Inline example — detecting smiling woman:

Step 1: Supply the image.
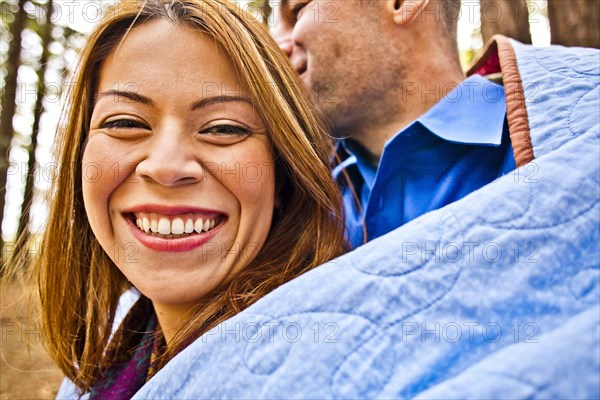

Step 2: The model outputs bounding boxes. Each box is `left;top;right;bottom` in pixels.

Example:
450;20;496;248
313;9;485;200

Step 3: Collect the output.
7;0;346;397
85;19;278;333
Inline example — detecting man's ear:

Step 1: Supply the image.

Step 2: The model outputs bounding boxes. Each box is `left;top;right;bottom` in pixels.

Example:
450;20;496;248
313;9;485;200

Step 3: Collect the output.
386;0;431;26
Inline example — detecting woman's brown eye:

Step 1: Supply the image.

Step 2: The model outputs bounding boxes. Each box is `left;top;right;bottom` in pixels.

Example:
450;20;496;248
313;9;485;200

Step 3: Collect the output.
101;119;148;129
201;125;250;137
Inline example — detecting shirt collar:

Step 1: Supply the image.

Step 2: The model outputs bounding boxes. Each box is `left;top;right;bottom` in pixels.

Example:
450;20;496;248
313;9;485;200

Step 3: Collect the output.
336;74;507;183
417;74;506;146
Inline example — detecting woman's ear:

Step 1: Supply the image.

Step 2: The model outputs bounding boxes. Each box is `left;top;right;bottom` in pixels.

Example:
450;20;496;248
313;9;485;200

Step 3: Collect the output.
386;0;431;26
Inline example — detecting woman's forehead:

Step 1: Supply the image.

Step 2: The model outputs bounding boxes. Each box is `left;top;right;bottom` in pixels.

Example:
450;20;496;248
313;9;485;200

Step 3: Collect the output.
97;19;249;101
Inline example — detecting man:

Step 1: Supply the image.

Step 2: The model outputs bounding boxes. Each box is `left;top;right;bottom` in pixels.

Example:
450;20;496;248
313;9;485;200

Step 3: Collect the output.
273;0;516;248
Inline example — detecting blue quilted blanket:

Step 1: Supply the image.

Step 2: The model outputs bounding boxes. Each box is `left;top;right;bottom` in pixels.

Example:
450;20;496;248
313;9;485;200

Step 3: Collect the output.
58;40;600;399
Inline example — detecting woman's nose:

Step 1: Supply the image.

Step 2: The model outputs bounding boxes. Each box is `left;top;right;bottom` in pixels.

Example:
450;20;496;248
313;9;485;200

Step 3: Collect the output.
135;129;203;186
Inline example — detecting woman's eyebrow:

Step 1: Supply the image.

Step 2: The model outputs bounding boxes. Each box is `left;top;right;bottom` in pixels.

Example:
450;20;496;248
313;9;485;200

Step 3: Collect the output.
95;91;252;110
97;90;155;106
190;95;253;111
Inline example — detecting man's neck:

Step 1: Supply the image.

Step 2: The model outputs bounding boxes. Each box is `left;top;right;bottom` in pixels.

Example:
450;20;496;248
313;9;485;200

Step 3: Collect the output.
347;70;465;164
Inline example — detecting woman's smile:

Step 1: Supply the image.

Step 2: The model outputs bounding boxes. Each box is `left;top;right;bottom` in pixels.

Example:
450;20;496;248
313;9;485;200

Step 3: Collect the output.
122;204;227;252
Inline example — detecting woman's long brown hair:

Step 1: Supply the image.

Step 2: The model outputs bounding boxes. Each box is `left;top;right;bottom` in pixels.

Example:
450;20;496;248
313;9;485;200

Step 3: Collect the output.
5;0;347;393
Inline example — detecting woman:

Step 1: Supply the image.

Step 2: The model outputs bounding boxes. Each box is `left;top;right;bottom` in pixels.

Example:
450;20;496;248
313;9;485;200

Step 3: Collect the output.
9;0;347;396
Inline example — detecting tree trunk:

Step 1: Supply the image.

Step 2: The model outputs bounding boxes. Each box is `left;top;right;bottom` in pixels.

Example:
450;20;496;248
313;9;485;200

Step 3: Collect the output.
547;0;600;48
0;0;27;262
14;0;54;257
480;0;532;44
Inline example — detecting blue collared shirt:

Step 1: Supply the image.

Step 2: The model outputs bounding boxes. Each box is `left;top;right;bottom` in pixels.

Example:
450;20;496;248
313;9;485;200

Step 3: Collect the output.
335;75;517;248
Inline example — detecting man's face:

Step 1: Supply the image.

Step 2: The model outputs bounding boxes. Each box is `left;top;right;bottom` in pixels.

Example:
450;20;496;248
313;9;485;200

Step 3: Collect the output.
273;0;399;137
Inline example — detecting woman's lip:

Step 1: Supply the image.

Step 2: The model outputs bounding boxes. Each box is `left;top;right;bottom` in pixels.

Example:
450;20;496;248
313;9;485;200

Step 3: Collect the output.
123;204;226;216
125;215;224;253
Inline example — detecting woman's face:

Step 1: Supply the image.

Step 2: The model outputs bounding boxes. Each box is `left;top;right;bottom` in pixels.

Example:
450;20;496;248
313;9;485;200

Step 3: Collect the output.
83;20;275;306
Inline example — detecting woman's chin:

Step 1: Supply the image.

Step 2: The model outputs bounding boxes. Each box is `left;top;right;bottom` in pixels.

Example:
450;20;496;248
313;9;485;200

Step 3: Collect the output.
141;284;215;307
120;260;226;304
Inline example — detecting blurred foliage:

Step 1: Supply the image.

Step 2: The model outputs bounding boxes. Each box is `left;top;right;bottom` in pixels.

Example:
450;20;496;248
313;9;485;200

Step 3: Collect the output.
247;0;272;25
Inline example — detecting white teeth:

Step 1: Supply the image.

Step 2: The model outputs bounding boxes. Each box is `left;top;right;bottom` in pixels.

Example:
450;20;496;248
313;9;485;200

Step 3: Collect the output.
133;213;220;237
158;218;171;234
194;218;204;233
171;218;184;235
184;218;194;233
